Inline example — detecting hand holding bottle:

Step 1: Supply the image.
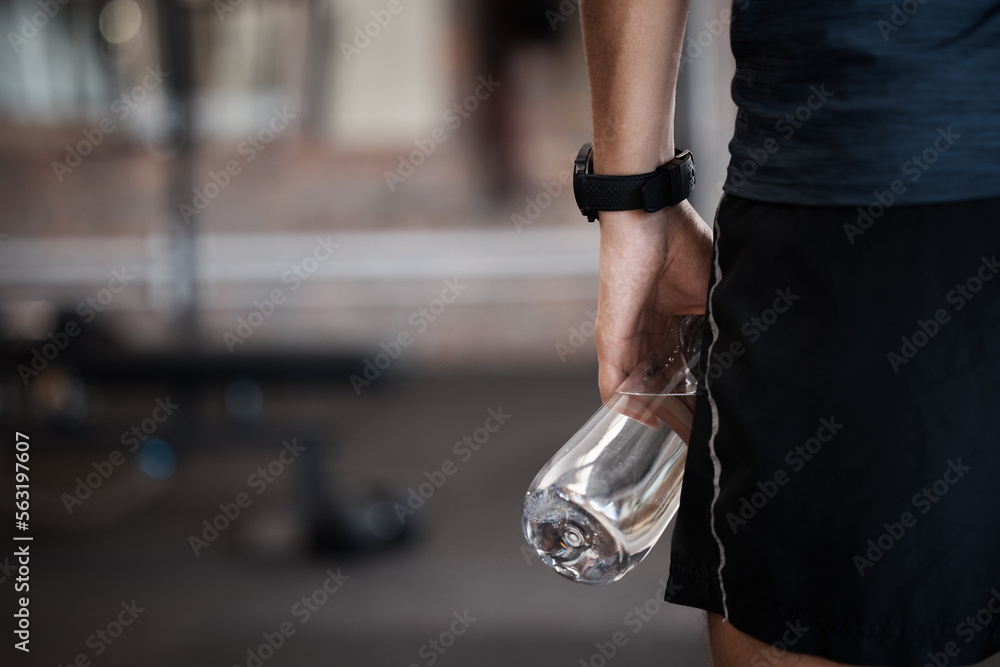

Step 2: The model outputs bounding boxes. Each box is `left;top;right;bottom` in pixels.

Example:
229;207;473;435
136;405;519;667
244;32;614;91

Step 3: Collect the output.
522;315;703;584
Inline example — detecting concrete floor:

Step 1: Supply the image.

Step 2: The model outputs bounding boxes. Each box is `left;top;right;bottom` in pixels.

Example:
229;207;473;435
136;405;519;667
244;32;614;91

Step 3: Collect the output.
13;367;1000;667
13;370;709;667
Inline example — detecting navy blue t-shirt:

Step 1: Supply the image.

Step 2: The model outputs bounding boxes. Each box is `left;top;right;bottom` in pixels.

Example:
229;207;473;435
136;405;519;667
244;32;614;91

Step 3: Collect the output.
723;0;1000;206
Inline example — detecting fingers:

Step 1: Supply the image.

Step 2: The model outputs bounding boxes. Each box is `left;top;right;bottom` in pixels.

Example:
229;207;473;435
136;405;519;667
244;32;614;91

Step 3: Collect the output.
611;393;695;438
594;206;706;402
595;248;653;403
611;391;662;428
596;311;637;402
598;361;625;403
596;297;645;402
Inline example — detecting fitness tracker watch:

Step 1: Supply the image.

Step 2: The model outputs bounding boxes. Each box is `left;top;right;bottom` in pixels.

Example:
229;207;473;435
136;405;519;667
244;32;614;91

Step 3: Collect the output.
572;143;695;222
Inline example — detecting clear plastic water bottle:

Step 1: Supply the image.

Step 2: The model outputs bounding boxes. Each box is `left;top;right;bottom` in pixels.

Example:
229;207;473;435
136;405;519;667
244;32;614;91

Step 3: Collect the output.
522;315;704;584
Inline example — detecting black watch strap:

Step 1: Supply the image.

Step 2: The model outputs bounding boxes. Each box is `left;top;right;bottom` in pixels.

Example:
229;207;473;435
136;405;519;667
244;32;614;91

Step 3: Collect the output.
573;144;695;221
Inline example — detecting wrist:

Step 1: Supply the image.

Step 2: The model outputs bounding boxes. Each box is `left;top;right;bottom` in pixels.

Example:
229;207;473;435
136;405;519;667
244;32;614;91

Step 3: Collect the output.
597;200;692;228
574;143;695;222
597;208;673;246
592;140;676;176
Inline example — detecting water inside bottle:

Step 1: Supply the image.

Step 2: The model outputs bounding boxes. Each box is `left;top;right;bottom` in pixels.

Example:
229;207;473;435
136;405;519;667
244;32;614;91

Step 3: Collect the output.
522;391;691;585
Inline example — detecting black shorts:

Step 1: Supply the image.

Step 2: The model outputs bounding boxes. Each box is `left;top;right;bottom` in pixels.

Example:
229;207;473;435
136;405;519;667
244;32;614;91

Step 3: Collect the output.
666;194;1000;666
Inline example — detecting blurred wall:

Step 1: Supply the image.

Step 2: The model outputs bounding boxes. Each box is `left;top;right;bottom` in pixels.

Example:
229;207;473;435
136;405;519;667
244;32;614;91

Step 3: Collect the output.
0;0;737;373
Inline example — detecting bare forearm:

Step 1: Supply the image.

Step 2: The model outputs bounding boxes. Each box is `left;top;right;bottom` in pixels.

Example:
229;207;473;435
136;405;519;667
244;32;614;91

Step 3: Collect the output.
579;0;690;175
582;0;709;402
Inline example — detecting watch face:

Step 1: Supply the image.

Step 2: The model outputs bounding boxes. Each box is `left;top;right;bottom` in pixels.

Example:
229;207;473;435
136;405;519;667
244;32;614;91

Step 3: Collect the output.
573;143;594;219
573;175;587;217
574;143;593;176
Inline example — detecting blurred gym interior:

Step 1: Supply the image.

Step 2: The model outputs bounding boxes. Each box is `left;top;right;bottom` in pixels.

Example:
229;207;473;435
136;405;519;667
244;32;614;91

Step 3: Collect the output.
0;0;744;664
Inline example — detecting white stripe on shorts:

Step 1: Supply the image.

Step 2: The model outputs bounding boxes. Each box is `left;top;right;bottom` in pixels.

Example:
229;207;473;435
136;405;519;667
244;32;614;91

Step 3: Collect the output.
705;200;730;619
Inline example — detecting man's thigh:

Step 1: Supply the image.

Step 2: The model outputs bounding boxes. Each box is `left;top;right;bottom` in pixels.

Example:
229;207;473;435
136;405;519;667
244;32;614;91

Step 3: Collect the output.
707;613;864;667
